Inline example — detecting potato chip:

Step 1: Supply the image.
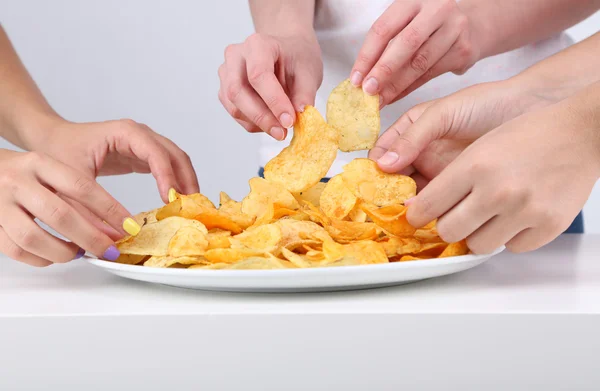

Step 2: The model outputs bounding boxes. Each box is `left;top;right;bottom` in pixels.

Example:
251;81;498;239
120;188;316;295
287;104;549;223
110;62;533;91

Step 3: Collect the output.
144;255;208;268
230;223;283;253
219;192;255;229
117;217;208;256
281;248;314;268
361;204;416;237
241;177;299;220
342;159;416;206
224;257;291;270
168;225;209;257
320;175;357;220
413;242;448;258
323;239;388;265
264;106;339;192
379;237;422;257
294;182;327;207
348;204;368;223
203;248;267;264
276;219;330;249
397;255;426;262
207;230;232;250
325;219;379;243
439;240;469;258
194;210;243;234
133;208;158;226
327;79;380;152
114;254;149;265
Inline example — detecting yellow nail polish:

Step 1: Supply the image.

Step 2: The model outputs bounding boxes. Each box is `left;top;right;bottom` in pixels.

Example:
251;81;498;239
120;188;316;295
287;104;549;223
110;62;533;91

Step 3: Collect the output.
168;188;178;203
123;217;141;236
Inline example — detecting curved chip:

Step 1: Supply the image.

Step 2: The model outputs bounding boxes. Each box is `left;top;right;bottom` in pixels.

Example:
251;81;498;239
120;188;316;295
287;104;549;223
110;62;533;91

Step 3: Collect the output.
264;106;339;192
168;225;209;257
320;175;357;220
342;159;416;206
361;204;416;237
241;177;299;220
327;79;380;152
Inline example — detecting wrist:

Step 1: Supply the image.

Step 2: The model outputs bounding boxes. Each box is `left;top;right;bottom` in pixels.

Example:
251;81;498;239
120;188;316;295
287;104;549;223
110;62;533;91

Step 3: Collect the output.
17;112;67;152
459;1;491;62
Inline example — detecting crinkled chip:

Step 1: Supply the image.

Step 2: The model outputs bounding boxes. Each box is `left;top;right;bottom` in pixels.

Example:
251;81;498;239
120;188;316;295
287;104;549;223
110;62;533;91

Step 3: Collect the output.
294;182;327;207
342;159;416;206
264;106;339;192
241;178;299;220
361;203;416;237
117;217;207;256
144;255;208;268
327;79;380;152
320;175;357;220
168;225;209;257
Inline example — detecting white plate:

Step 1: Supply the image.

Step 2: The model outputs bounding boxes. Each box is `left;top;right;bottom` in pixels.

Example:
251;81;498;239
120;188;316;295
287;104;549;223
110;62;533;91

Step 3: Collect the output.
86;247;503;293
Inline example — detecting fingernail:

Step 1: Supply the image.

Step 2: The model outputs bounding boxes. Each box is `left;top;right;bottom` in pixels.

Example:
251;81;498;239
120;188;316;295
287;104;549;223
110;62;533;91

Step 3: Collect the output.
378;151;399;166
270;127;285;141
74;247;85;260
103;245;120;261
168;188;178;203
123;217;141;236
350;71;363;86
363;78;379;95
404;197;415;206
280;113;293;128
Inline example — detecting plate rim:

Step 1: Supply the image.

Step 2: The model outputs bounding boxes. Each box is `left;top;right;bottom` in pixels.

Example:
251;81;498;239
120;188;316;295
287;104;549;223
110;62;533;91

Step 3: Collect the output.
85;246;504;277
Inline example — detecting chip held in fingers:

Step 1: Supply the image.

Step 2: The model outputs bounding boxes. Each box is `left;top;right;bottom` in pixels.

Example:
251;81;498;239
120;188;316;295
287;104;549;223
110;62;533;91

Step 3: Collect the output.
264;106;339;193
327;78;380;152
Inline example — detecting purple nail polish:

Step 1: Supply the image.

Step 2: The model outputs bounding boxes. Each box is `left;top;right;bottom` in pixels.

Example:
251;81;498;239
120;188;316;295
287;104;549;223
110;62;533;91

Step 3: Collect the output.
103;245;120;261
74;248;85;260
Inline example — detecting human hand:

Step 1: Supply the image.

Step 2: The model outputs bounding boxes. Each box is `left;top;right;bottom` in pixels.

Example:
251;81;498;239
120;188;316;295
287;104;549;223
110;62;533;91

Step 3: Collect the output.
351;0;480;107
37;119;199;204
0;149;139;266
372;85;600;254
218;32;322;140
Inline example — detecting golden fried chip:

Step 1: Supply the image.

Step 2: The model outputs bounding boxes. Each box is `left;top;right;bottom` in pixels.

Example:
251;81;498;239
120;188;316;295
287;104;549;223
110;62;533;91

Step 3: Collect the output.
320;175;357;220
241;177;299;220
219;192;255;229
327;79;380;151
397;255;426;262
276;219;330;249
225;257;291;270
207;230;232;250
348;204;368;223
280;248;314;268
325;219;379;243
203;248;268;264
133;208;158;226
323;239;388;265
379;237;422;257
144;255;208;268
342;159;416;206
117;217;208;256
439;240;469;258
413;242;448;258
264;106;339;192
194;210;243;234
361;204;416;237
294;181;327;207
230;223;283;253
114;254;149;265
168;225;209;257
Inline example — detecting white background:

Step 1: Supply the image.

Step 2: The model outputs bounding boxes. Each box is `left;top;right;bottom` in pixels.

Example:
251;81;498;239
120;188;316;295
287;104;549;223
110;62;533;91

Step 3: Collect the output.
0;1;599;231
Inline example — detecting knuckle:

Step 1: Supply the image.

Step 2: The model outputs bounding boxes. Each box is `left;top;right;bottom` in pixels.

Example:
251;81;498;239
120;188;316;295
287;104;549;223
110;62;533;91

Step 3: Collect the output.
376;62;395;78
17;228;38;249
73;176;97;198
436;222;458;244
119;118;138;128
356;53;372;66
466;237;494;255
88;233;106;254
226;83;243;102
49;205;71;226
410;52;429;74
245;32;266;46
5;242;25;261
0;170;19;191
456;14;469;31
401;27;423;50
224;44;239;60
247;66;269;85
105;201;122;218
371;19;391;38
252;111;269;127
23;151;45;168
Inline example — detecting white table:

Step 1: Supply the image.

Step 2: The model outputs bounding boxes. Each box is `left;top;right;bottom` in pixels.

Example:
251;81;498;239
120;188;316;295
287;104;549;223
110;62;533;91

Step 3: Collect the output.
1;234;599;390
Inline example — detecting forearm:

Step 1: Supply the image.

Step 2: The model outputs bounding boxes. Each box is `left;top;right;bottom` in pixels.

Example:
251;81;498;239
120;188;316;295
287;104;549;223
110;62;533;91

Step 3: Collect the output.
0;25;62;150
509;31;600;111
461;0;600;60
249;0;316;35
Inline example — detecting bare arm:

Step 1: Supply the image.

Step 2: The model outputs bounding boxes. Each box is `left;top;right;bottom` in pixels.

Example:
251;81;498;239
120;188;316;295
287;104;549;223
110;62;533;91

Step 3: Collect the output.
248;0;315;35
462;0;600;59
0;25;61;150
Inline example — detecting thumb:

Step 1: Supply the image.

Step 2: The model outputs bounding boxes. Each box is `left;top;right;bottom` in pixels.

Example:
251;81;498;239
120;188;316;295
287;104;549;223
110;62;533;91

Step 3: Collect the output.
376;99;454;173
289;68;319;113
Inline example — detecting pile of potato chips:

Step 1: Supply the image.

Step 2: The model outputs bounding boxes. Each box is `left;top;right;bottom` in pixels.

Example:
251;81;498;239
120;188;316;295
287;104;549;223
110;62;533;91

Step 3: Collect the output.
115;80;468;269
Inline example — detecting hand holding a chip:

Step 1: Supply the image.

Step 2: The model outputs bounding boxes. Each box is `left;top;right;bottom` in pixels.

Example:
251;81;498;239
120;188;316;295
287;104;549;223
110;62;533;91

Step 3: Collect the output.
218;29;322;140
371;80;600;254
350;0;479;106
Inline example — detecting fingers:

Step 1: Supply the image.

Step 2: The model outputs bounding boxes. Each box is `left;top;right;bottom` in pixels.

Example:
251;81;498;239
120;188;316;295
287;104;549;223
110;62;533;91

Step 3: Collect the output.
405;155;473;228
379;21;460;106
361;1;451;96
0;226;52;267
373;100;439;172
223;43;287;140
16;180;119;260
61;196;122;241
1;206;81;263
466;215;526;255
244;35;296;128
288;68;319;113
150;131;200;195
351;1;419;87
